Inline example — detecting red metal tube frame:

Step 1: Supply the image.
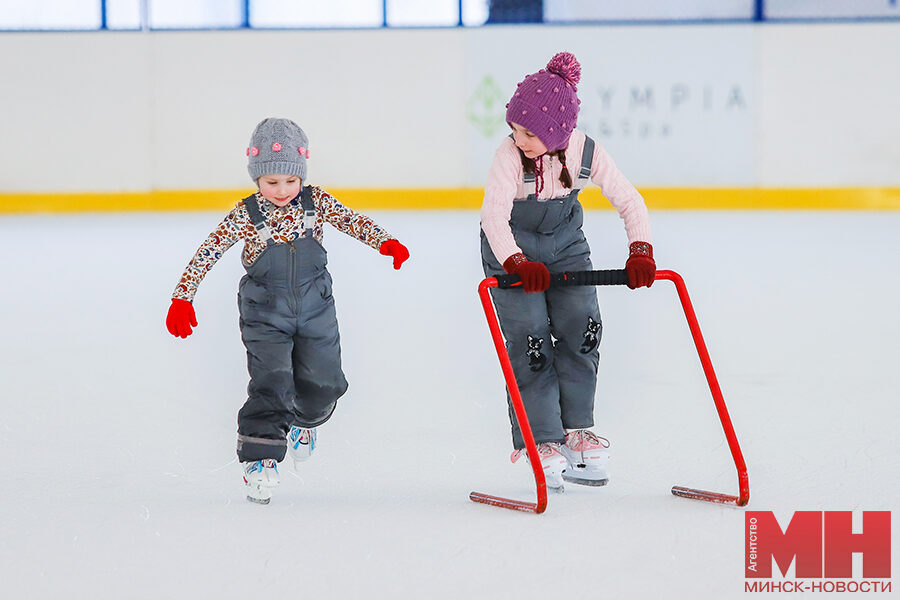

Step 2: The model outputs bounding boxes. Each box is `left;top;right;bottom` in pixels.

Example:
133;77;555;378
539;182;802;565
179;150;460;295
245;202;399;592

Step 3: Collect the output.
469;269;749;513
655;270;749;506
469;276;548;513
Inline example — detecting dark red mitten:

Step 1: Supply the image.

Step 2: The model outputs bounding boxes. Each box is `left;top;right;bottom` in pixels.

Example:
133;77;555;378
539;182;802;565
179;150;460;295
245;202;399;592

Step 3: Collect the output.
503;252;550;293
625;241;656;289
166;298;198;338
379;239;409;270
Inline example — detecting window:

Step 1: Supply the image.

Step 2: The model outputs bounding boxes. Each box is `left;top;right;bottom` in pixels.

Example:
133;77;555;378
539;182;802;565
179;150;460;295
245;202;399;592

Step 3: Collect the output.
386;0;488;27
0;0;100;30
0;0;895;30
251;0;382;29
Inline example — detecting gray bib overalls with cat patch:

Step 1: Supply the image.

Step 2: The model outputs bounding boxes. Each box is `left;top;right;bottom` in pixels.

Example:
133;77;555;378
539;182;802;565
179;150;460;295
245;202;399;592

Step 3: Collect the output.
236;187;348;462
481;137;602;449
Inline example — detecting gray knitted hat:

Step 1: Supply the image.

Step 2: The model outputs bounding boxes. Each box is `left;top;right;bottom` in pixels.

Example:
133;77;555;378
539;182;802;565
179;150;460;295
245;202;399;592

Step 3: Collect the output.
246;118;309;182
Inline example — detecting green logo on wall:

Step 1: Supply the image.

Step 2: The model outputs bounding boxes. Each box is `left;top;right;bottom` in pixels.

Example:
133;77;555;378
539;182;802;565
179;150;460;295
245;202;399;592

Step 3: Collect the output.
467;76;506;138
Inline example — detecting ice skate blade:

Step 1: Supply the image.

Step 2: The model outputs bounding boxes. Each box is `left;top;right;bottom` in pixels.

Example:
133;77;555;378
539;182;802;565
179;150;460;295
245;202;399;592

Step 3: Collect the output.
244;481;277;504
562;471;609;487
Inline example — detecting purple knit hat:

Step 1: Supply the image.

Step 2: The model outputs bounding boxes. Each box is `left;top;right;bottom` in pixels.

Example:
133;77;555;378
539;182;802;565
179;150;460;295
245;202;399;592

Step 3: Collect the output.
505;52;582;151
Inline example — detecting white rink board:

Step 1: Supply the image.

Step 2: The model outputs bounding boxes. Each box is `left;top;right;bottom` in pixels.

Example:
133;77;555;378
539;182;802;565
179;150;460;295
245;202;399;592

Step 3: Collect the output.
0;23;898;193
465;26;755;186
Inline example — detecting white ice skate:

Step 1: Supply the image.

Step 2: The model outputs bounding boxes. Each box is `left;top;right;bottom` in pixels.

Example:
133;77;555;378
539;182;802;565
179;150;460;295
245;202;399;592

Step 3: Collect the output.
243;459;280;504
560;429;610;486
287;426;316;469
511;442;568;493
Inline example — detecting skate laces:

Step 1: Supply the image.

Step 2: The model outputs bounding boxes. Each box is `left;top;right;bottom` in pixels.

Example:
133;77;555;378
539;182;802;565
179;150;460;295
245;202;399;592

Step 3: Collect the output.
510;442;563;464
566;430;609;460
538;442;563;457
247;459;277;474
290;427;315;451
290;428;305;447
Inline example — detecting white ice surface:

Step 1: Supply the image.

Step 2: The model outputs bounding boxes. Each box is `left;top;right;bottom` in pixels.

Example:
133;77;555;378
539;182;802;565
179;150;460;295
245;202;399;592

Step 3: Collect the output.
1;210;898;599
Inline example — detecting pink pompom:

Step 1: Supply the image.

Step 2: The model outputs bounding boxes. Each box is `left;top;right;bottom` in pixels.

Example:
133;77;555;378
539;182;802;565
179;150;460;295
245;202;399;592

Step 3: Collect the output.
272;142;282;151
250;147;259;156
546;52;581;86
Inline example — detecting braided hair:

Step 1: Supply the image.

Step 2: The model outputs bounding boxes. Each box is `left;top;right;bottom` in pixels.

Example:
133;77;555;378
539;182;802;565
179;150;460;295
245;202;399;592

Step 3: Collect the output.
517;149;573;190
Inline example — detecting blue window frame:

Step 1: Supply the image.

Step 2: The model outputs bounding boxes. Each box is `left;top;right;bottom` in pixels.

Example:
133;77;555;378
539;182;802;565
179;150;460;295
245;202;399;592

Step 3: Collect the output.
0;0;896;31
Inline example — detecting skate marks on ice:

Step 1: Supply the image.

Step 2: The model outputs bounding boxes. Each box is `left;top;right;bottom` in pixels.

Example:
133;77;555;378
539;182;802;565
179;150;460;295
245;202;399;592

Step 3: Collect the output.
0;211;898;599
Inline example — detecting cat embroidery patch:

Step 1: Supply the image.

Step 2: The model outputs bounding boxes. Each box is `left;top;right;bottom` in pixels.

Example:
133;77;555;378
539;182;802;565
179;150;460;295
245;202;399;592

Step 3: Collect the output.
580;317;602;354
526;335;548;372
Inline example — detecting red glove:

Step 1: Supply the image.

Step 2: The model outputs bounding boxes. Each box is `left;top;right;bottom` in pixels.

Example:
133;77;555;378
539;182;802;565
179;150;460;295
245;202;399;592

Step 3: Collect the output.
166;298;198;338
625;241;656;289
379;239;409;270
503;252;550;293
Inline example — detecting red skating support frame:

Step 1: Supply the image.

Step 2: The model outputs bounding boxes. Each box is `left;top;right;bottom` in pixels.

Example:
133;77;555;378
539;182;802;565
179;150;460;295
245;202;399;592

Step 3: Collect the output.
470;276;549;514
470;269;749;514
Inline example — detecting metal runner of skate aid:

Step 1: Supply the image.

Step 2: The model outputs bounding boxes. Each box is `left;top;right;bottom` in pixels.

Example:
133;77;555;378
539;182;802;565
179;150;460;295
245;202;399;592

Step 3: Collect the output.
470;269;750;514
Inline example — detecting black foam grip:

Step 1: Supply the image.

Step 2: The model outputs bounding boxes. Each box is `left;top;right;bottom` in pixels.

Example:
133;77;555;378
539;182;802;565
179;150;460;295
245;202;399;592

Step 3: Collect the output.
494;269;629;289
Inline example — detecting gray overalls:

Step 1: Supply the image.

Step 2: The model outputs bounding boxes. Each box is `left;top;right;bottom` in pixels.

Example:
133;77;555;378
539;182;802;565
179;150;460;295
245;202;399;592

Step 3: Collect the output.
480;137;602;449
235;187;348;462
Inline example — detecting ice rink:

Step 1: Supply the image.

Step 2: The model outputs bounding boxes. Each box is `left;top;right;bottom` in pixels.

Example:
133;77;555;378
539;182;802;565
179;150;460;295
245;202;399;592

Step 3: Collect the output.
1;208;898;599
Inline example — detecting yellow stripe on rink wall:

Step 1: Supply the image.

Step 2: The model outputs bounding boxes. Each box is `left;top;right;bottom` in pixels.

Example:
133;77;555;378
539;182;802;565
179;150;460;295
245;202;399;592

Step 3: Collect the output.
634;188;900;211
0;187;898;213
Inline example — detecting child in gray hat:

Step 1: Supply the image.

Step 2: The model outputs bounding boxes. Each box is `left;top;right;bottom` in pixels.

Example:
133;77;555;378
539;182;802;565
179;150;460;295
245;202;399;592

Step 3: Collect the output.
165;117;409;505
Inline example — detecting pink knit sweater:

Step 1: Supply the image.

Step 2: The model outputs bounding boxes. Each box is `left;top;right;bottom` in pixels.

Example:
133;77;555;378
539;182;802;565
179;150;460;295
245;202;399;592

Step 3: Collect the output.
480;129;652;265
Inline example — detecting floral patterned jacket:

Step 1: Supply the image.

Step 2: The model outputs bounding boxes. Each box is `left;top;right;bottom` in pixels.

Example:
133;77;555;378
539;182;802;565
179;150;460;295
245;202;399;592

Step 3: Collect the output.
172;187;393;302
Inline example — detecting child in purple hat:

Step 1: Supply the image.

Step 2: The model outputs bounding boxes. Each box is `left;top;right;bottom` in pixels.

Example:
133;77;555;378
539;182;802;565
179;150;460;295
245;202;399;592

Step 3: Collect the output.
480;52;656;491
